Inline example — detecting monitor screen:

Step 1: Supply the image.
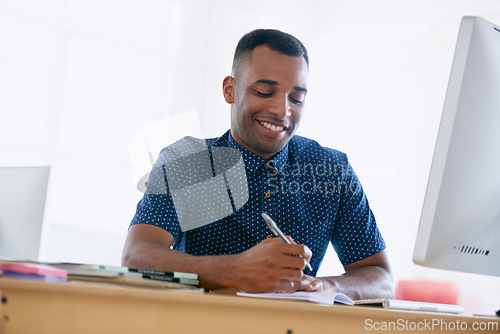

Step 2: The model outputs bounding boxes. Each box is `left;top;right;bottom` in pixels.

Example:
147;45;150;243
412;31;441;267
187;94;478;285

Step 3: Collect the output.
413;16;500;277
0;166;50;261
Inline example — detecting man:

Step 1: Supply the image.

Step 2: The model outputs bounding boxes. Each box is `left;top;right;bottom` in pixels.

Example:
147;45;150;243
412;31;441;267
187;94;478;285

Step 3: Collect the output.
122;29;393;299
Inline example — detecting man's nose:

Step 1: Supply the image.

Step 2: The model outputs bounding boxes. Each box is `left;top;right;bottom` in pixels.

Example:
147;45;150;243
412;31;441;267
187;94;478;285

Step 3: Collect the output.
270;95;291;119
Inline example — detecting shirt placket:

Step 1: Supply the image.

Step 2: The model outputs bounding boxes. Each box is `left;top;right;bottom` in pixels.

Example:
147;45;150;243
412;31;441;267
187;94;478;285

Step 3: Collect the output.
262;161;282;231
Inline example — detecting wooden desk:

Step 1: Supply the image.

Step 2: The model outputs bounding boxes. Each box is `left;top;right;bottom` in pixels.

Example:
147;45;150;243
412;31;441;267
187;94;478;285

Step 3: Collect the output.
0;277;498;334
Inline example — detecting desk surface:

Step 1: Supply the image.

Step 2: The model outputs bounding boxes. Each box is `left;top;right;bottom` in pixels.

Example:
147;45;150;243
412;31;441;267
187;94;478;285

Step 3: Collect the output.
0;277;499;334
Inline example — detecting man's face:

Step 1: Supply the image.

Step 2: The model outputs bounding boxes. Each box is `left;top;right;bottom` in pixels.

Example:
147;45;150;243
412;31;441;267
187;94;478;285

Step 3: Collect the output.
223;45;309;160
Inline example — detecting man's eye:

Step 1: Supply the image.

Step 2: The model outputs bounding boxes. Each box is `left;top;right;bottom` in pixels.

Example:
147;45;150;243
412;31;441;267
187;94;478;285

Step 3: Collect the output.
254;90;273;97
290;97;303;105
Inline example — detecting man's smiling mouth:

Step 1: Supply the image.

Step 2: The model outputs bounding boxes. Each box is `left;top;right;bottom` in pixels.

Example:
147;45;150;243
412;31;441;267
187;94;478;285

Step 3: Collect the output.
258;120;286;132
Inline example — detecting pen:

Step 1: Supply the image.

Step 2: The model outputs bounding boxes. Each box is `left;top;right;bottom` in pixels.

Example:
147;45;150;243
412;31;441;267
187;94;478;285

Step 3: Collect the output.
261;212;313;271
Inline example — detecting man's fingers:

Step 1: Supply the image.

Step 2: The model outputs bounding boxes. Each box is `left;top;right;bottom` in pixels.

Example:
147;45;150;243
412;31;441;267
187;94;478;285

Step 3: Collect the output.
276;253;309;270
279;243;312;270
305;278;323;292
276;279;302;293
236;239;312;293
277;267;303;280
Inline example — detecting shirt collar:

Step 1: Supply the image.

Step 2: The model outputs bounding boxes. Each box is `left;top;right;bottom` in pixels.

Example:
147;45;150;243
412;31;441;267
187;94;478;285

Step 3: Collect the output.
271;144;289;174
219;130;289;174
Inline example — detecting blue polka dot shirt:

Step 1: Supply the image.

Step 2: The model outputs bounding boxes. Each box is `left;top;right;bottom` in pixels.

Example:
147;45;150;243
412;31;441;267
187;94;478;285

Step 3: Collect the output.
130;130;386;276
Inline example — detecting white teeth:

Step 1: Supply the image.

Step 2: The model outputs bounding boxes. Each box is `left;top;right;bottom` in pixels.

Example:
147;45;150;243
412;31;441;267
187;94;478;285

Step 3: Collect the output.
260;121;284;132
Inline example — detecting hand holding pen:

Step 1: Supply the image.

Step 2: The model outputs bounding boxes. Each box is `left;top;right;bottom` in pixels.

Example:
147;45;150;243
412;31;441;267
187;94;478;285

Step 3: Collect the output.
262;212;313;271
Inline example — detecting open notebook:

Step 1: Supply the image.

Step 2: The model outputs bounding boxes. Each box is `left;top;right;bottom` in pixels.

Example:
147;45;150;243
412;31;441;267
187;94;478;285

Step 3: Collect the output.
237;291;464;314
355;299;463;314
236;291;354;305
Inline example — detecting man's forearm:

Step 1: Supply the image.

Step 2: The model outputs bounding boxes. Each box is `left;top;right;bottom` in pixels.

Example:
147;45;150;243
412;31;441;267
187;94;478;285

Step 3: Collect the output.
122;236;312;293
122;241;237;290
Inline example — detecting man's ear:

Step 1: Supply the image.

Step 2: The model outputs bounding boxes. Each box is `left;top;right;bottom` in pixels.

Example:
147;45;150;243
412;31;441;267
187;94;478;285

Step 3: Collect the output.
222;76;235;104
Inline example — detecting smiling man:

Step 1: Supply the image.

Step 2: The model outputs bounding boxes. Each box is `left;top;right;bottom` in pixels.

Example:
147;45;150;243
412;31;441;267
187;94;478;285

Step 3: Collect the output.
122;29;393;299
225;44;308;160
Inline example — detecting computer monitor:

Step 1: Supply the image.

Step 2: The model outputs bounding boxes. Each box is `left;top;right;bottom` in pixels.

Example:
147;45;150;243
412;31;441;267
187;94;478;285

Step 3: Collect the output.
413;16;500;277
0;166;51;261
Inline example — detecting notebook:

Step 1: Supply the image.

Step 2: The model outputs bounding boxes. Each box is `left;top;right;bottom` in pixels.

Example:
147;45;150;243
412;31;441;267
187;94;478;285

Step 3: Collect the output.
354;299;463;314
236;291;354;305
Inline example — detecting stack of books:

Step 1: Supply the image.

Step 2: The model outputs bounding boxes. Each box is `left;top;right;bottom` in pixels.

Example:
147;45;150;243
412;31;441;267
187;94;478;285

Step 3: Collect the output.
0;262;67;282
47;262;201;291
0;261;201;292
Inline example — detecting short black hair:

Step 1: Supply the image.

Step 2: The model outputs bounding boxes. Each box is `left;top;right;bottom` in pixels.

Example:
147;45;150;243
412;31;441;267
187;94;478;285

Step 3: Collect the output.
231;29;309;77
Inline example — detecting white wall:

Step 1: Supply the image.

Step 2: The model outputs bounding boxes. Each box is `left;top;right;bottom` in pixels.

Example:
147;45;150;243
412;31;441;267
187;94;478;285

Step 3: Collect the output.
1;0;499;315
0;0;184;265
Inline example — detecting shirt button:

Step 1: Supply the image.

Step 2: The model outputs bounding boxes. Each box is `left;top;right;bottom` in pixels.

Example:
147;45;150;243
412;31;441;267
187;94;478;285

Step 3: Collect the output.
264;192;271;198
265;162;270;168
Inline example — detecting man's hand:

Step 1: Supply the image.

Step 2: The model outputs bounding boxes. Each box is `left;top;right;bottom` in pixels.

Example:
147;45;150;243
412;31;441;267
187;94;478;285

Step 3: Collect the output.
225;237;312;293
300;275;324;292
122;224;313;293
298;250;393;300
